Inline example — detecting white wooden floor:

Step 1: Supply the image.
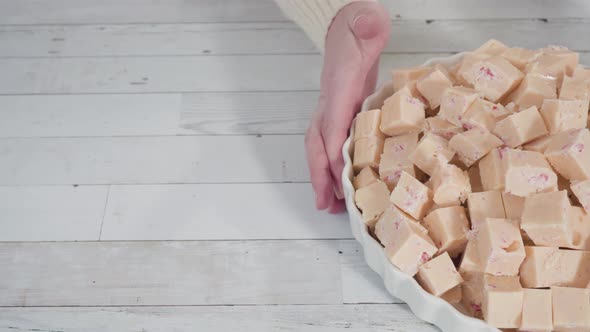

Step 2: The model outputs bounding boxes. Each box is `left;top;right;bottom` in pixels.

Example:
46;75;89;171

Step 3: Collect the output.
0;1;588;331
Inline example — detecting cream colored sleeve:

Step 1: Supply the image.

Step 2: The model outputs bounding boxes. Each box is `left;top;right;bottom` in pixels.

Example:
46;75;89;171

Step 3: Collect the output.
273;0;357;52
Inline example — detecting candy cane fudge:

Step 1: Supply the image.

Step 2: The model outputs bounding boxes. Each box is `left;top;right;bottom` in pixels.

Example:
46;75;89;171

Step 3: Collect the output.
416;252;464;296
390;171;433;220
493;106;548;148
349;40;590;329
354;181;390;228
380;86;426;136
379;133;419;189
423;206;470;258
409;132;456;176
545;128;590;180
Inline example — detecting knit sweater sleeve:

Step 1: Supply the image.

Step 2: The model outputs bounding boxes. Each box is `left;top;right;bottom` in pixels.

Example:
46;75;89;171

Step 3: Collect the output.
273;0;358;52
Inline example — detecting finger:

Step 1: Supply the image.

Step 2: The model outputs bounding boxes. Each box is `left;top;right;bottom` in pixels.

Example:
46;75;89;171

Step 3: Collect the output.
305;113;336;210
328;199;346;214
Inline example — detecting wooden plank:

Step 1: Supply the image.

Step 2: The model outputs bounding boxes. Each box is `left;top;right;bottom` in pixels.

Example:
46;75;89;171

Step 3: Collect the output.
0;185;107;241
0;136;309;185
0;22;316;57
339;241;396;304
0;240;348;306
0;0;284;25
0;0;587;24
3;53;590;95
101;183;351;240
0;92;317;137
2;20;590;57
0;53;446;94
0;305;438;332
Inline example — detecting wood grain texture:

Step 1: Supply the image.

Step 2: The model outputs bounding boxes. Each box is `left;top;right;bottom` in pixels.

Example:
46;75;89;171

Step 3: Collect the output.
0;185;107;241
0;92;317;137
1;0;587;24
0;240;400;306
0;136;309;185
100;183;351;240
0;53;448;94
0;305;438;332
1;20;589;57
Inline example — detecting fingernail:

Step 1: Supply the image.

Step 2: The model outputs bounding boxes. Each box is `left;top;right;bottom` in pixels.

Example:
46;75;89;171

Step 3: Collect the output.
352;11;379;40
334;184;344;200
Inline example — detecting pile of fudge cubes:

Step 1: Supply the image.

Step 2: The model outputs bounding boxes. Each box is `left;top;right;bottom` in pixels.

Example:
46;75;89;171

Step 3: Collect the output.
353;39;590;331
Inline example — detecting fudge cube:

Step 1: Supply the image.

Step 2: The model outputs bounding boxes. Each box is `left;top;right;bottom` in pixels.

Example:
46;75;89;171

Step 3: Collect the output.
520;246;590;288
507;73;557;109
505;101;520;114
379;157;415;190
521;191;572;247
545;128;590;180
456;52;492;86
438;86;480;126
423;116;464;140
353;136;384;173
552;287;590;332
382;133;418;157
461;271;485;318
354;181;390;228
440;285;462;304
500;47;536;70
467;191;506;229
463;56;524;102
501;148;558;197
501;192;525;220
462;98;511;132
423;206;470;257
374;203;419;247
467;164;483;192
571;179;590;213
416;65;454;109
522;134;554;153
380;87;426;136
449;128;503;167
559;74;590;100
526;53;569;83
482;275;524;328
540;45;579;75
353;167;379;190
493;106;548;148
392;66;432;92
430;163;471;207
477;218;526;276
416;252;464;296
409;133;455;176
566;206;590;250
354;109;383;141
383;216;438;276
574;66;590;81
390;171;433;220
540;98;589;134
474;39;509;56
459;240;484;274
379;135;418;189
479;148;506;191
520;288;553;332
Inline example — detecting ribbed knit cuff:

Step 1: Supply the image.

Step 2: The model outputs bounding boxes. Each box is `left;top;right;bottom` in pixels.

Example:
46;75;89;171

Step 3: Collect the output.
274;0;359;53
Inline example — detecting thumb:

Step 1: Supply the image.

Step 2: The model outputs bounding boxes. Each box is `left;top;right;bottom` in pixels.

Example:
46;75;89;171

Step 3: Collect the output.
320;1;390;199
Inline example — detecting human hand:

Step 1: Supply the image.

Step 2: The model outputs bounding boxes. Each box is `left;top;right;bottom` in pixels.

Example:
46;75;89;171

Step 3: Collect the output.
305;1;391;213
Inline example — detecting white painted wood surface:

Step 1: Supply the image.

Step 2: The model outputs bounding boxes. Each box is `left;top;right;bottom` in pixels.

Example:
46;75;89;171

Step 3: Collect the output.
1;20;589;57
1;0;588;330
0;240;395;306
0;305;438;332
1;0;587;24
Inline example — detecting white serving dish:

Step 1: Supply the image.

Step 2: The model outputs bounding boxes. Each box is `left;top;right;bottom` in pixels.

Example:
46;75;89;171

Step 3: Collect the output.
341;52;500;332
